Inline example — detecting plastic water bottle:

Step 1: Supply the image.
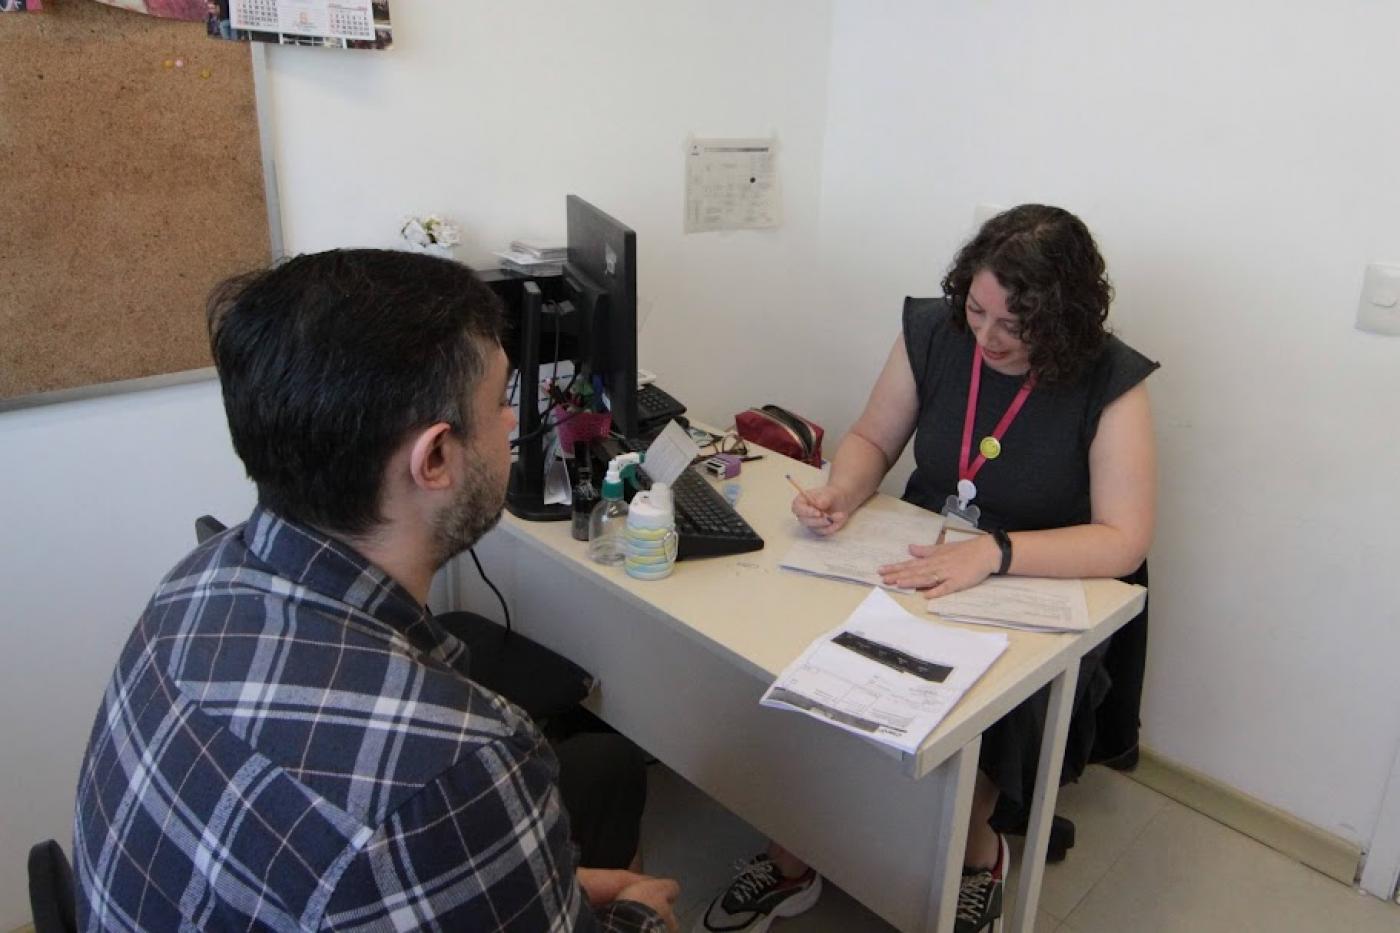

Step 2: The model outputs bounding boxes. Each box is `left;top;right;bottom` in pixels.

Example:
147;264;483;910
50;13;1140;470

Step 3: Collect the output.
624;482;679;581
587;461;629;565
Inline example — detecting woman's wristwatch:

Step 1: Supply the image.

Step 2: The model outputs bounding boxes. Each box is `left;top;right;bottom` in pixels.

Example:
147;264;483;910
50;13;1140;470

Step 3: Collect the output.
990;528;1013;575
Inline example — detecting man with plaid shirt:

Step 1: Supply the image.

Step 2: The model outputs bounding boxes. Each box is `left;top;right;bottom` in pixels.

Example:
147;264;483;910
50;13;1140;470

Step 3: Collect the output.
73;250;679;931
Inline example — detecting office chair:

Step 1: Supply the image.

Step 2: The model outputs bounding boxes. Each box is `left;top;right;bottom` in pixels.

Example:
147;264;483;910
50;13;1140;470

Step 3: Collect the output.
194;513;226;545
193;516;593;724
27;839;76;933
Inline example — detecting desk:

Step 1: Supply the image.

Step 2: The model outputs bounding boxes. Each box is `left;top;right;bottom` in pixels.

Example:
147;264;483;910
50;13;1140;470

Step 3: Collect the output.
465;445;1146;932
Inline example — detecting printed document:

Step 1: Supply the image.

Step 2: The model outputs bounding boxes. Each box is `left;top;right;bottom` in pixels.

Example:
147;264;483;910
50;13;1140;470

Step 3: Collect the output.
685;137;781;233
762;588;1007;753
929;576;1091;633
779;504;945;592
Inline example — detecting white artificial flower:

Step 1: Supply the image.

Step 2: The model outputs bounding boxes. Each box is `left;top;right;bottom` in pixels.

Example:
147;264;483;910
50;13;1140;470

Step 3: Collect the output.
400;217;430;248
433;221;462;247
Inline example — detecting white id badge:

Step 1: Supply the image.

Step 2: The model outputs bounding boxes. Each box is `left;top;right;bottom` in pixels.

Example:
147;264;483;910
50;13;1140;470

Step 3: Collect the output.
941;494;981;530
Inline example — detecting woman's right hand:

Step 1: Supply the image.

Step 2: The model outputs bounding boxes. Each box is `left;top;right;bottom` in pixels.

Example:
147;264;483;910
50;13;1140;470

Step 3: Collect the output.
791;485;853;535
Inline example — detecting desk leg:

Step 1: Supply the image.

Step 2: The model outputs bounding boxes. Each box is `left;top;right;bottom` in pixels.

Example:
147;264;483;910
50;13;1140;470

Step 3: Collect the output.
925;737;980;933
1006;657;1079;933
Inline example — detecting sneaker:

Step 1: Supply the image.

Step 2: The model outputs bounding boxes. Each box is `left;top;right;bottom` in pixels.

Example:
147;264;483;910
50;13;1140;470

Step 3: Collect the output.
955;833;1009;933
695;854;822;933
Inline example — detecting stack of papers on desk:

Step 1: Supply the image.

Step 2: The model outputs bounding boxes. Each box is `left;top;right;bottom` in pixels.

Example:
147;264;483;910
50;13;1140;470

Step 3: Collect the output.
779;507;945;592
929;576;1091;633
495;248;565;277
761;588;1007;754
509;238;567;261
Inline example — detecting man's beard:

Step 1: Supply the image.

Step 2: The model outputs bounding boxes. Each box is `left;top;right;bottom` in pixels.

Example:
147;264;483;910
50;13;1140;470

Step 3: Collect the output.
431;455;506;566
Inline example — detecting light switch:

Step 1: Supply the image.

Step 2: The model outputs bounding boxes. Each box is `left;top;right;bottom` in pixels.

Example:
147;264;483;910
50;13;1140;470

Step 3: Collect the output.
1356;263;1400;336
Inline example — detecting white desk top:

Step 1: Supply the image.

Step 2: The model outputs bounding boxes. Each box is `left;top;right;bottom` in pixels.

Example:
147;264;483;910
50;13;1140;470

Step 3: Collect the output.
499;442;1145;779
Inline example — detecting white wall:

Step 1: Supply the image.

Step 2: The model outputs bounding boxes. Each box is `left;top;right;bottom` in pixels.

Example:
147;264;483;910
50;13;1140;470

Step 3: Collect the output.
0;380;257;926
813;1;1400;848
0;3;833;926
263;0;834;427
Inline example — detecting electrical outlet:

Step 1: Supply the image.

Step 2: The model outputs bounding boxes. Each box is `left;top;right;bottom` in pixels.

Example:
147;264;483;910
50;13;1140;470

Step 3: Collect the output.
1356;263;1400;336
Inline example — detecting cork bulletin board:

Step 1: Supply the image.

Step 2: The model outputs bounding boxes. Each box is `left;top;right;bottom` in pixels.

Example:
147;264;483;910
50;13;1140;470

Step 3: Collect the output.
0;0;272;404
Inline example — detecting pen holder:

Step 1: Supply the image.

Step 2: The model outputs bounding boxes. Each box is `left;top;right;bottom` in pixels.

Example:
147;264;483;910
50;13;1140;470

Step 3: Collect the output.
554;408;611;451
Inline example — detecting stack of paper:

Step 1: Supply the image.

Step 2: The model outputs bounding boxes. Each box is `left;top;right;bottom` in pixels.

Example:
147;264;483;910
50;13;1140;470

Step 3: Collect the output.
929;576;1091;633
761;588;1007;754
495;248;564;277
509;238;567;261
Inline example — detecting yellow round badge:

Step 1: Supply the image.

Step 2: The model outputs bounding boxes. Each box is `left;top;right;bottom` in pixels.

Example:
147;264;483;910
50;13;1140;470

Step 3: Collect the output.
979;436;1002;460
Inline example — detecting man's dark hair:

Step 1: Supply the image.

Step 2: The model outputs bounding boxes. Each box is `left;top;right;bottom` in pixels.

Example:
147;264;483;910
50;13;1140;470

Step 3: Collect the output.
207;249;505;535
942;204;1113;385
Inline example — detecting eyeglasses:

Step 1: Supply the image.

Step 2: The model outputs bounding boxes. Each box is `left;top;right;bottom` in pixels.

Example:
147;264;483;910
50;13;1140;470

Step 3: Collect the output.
693;431;749;461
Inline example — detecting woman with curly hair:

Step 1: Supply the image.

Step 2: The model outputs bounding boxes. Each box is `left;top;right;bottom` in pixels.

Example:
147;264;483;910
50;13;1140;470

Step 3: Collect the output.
696;205;1158;933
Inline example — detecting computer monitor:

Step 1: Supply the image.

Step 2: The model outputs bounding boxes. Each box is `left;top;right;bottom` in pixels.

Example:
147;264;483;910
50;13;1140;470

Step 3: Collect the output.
503;196;639;522
563;195;639;441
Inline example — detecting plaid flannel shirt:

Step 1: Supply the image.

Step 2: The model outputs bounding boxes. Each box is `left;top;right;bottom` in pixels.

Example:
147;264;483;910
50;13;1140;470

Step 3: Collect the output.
73;506;662;932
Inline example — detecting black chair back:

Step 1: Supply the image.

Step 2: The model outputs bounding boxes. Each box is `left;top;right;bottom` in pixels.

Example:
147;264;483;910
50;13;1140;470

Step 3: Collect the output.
28;839;77;933
195;514;228;544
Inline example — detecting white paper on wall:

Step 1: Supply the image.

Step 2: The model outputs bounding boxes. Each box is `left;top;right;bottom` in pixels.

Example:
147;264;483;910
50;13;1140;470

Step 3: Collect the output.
228;0;390;48
685;137;781;233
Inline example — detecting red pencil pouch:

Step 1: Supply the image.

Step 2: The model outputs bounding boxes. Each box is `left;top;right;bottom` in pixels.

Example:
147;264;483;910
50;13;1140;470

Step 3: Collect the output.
734;405;824;467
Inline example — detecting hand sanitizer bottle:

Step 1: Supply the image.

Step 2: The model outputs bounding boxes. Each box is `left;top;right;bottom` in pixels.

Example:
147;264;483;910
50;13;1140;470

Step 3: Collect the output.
587;456;634;565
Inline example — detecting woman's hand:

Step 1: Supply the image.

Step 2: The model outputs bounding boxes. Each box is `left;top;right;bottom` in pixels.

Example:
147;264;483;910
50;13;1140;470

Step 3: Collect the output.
879;534;1001;597
790;484;853;535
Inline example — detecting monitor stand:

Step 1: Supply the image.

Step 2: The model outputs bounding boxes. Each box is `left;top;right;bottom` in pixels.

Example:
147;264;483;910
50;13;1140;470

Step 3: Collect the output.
506;280;570;521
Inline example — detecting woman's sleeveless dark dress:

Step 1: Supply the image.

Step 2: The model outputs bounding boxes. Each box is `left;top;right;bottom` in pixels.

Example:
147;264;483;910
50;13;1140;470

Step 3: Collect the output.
902;297;1158;805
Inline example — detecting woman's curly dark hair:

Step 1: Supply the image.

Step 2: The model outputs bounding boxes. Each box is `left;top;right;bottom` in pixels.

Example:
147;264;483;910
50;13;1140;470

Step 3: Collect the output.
942;204;1113;385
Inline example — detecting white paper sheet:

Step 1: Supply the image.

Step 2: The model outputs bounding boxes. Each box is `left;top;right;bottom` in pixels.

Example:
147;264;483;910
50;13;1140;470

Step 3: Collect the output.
761;589;1007;753
779;507;945;592
685;137;781;233
929;576;1091;633
642;420;701;486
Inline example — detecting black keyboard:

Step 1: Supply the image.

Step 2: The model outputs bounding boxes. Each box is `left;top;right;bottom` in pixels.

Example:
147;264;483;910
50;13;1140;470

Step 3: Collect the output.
636;383;687;427
638;466;764;560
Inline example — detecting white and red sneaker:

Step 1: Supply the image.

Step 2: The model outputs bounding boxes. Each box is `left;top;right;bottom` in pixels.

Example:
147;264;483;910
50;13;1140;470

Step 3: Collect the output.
956;833;1010;933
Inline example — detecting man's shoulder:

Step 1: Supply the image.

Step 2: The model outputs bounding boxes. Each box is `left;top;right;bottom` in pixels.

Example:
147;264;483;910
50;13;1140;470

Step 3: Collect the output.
78;571;543;932
139;518;535;827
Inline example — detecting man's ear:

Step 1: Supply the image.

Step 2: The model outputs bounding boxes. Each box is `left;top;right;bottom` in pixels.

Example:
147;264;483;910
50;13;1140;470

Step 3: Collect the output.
406;423;456;492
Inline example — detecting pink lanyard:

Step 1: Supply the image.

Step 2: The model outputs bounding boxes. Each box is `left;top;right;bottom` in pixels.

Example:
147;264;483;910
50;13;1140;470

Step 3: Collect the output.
959;346;1036;483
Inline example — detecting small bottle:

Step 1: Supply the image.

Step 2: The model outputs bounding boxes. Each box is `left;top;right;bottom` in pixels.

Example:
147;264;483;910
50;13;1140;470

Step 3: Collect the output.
587;461;630;565
570;443;598;542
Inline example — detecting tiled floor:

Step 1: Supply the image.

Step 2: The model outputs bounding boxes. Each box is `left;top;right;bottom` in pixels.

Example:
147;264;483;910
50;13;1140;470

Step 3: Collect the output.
639;762;1400;932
